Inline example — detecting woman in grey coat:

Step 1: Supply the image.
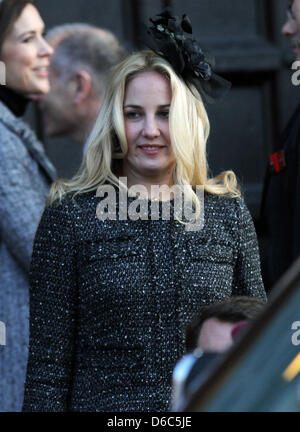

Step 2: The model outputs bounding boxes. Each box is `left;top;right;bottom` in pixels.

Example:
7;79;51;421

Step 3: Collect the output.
0;0;56;411
23;13;266;411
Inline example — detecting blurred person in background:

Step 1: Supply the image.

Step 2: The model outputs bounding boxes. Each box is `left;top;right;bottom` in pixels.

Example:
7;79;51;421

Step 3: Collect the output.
39;23;126;151
185;295;266;353
261;0;300;290
172;296;266;411
0;0;56;412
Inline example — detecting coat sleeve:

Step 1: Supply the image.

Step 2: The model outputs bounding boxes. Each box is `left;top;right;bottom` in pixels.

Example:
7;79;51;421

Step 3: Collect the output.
22;200;78;412
232;197;267;301
292;135;300;263
0;130;49;272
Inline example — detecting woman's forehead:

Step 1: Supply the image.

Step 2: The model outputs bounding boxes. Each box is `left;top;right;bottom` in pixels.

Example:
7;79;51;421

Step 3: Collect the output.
9;4;44;39
124;71;171;102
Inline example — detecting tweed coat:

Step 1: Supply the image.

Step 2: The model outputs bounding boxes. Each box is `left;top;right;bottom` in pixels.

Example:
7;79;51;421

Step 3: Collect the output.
23;190;266;412
0;100;56;412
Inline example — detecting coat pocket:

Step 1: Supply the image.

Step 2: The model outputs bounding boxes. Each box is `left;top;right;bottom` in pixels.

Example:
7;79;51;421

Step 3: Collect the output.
81;234;141;263
187;237;234;265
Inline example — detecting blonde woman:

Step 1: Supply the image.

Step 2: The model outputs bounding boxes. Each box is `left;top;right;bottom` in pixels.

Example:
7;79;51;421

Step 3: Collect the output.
23;12;266;412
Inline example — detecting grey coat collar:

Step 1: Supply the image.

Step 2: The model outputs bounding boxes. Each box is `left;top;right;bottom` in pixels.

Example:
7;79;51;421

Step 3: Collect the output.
0;100;56;182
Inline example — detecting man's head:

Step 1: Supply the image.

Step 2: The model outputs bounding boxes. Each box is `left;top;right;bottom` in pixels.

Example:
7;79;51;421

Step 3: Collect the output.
39;23;125;144
282;0;300;61
185;296;266;353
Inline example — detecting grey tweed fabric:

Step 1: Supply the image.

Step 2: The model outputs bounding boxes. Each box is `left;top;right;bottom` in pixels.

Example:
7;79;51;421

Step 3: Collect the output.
0;100;56;412
23;190;266;412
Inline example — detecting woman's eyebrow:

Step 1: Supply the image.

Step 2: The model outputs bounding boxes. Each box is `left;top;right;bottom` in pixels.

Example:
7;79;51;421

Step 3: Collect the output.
123;104;142;108
18;26;45;39
124;104;170;108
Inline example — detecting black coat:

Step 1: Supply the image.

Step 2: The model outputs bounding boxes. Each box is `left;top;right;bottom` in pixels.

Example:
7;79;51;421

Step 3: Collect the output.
261;104;300;289
23;191;266;412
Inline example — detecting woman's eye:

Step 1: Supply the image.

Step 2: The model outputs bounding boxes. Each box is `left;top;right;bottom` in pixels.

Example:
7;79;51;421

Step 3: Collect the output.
158;111;169;119
22;36;34;43
125;111;140;119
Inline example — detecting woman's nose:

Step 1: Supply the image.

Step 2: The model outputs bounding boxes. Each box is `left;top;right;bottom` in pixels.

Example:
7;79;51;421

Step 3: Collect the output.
142;116;160;138
38;37;54;57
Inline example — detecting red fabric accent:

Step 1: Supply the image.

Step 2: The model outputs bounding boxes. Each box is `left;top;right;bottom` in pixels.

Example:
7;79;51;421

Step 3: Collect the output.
269;150;286;173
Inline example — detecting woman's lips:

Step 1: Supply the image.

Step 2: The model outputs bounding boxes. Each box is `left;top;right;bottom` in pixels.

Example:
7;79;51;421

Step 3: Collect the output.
139;145;165;155
33;67;49;78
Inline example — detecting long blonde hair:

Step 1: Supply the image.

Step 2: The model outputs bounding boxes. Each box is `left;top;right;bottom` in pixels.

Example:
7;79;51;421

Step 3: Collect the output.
48;50;240;209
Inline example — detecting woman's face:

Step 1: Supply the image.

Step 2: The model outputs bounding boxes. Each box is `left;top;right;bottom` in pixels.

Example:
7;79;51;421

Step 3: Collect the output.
0;3;53;94
123;70;175;184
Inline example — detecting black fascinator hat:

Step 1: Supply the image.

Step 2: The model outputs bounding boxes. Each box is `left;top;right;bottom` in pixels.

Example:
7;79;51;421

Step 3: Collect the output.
142;8;231;104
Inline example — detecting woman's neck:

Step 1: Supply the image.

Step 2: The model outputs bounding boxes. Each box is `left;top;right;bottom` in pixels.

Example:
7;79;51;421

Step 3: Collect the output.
0;86;29;117
122;165;175;201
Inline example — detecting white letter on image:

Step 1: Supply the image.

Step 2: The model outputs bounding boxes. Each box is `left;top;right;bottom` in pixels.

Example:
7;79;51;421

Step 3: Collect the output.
184;185;204;232
291;61;300;86
128;184;148;221
96;185;117;221
291;321;300;346
118;177;128;220
0;321;6;346
0;62;6;85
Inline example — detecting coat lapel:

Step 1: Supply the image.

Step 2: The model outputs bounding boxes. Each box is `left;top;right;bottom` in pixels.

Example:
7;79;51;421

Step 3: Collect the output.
0;101;56;182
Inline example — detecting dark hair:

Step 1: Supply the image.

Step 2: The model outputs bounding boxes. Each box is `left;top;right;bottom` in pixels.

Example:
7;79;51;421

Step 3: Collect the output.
0;0;36;53
185;296;266;352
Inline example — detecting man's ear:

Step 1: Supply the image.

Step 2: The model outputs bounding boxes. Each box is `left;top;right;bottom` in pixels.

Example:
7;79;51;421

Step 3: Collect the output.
74;70;92;105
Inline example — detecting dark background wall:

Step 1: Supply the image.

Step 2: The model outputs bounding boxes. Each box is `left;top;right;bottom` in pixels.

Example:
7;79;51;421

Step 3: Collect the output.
28;0;299;221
